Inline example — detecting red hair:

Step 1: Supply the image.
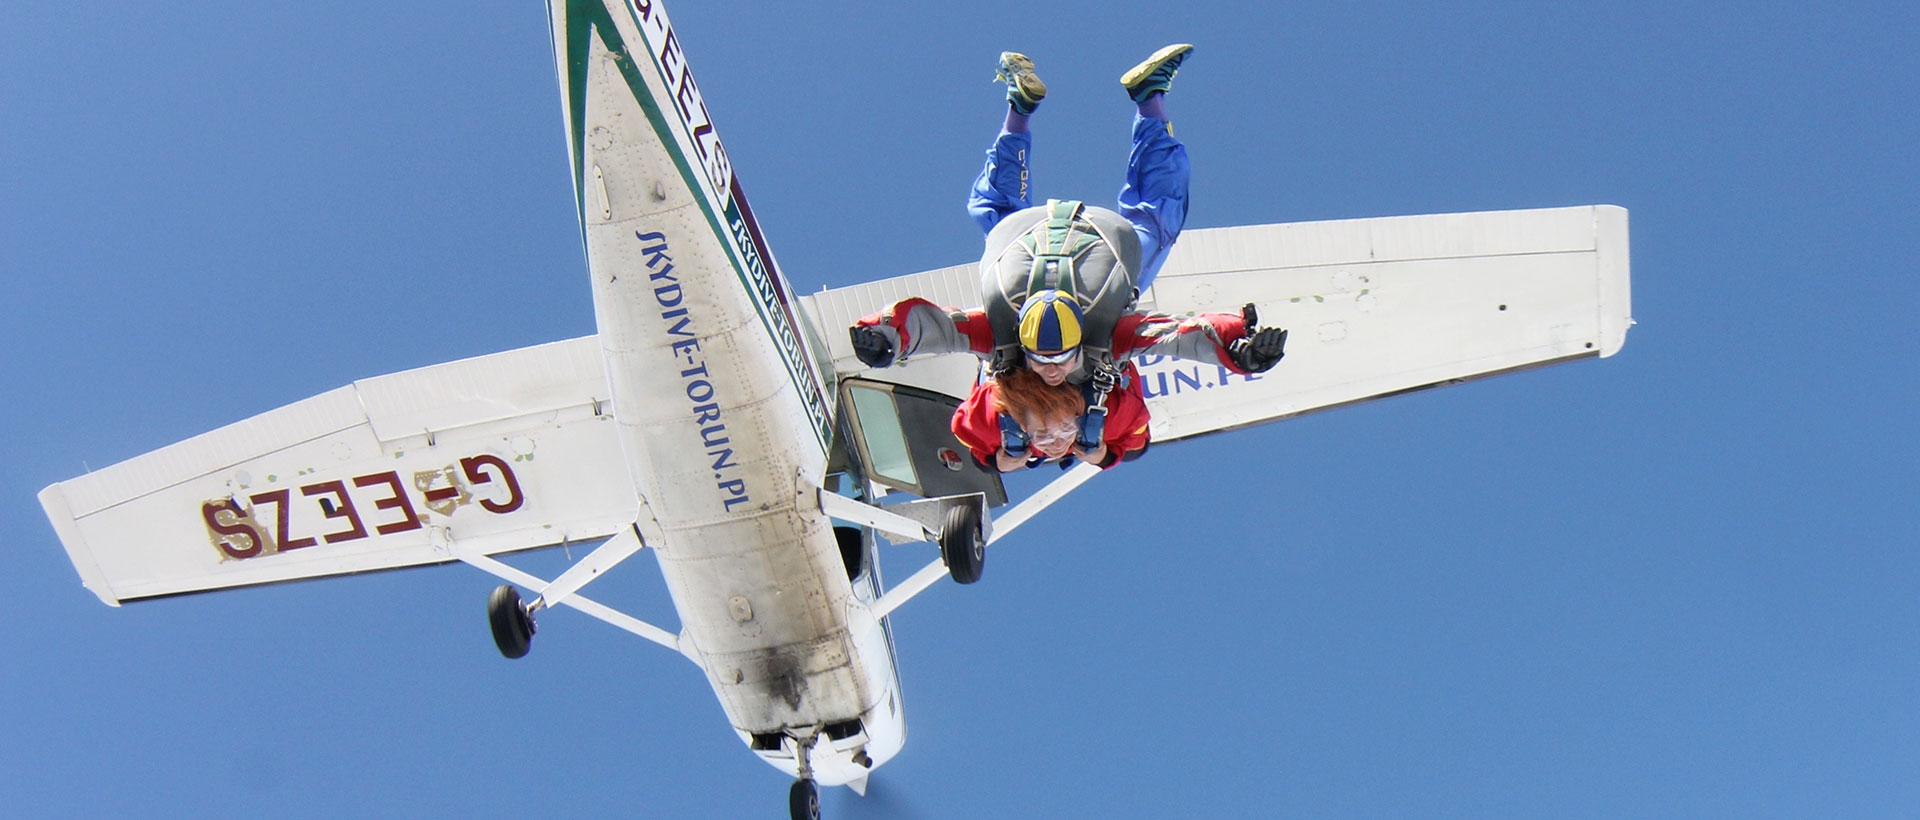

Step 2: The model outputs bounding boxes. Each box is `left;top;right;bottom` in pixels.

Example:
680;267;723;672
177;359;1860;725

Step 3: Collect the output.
991;368;1084;455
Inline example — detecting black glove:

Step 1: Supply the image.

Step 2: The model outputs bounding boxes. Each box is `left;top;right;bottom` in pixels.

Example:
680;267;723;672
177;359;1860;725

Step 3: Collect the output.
849;325;895;368
1088;360;1119;397
1230;327;1289;373
988;348;1021;380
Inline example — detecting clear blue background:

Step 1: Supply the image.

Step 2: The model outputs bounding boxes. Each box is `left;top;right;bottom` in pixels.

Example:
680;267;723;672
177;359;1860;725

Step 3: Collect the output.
5;2;1915;817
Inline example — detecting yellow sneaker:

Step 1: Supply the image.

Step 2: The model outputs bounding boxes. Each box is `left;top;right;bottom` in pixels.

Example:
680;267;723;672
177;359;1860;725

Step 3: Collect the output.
1121;44;1193;103
995;51;1048;115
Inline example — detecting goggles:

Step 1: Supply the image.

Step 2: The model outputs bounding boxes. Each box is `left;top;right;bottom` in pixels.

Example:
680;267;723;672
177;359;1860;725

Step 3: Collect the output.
1029;422;1081;447
1024;347;1080;366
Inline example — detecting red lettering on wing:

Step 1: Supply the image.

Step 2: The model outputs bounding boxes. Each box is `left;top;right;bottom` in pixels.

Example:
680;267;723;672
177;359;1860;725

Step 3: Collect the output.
302;480;368;544
202;500;266;559
461;455;525;514
422;483;460;505
247;489;316;551
207;451;527;560
355;471;424;536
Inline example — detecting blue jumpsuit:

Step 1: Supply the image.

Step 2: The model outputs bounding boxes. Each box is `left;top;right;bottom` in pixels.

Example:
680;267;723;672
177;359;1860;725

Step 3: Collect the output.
966;115;1191;292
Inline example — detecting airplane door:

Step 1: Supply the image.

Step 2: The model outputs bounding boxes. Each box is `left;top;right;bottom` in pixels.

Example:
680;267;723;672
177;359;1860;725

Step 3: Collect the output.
838;378;1008;507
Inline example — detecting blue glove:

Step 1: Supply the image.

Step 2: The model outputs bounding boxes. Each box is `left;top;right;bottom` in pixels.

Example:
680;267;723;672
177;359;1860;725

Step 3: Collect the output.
998;413;1030;458
1076;410;1106;450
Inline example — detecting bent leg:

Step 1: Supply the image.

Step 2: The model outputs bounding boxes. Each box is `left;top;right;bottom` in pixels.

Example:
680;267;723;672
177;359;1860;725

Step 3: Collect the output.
968;129;1034;236
1117;114;1189;291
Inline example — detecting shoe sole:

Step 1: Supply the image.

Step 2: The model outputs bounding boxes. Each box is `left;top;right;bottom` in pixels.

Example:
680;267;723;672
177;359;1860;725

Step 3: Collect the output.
1121;43;1193;88
998;52;1048;101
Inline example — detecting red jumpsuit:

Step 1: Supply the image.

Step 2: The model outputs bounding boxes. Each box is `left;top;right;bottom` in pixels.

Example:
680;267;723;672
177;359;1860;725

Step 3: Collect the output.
949;363;1153;471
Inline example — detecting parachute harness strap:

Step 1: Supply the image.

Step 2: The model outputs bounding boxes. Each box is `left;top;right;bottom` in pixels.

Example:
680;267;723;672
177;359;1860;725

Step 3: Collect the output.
1078;356;1124;449
1020;199;1098;301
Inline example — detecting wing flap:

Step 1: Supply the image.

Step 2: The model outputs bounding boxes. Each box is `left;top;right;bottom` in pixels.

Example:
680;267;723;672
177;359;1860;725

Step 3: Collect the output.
798;262;983;398
42;337;637;605
356;333;610;442
60;387;366;521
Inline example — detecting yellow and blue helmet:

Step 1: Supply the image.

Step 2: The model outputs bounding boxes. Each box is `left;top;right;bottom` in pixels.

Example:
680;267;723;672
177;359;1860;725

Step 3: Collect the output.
1017;290;1084;364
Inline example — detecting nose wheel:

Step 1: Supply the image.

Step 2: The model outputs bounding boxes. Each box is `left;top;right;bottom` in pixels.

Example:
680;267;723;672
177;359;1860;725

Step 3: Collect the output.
787;732;823;820
788;778;820;820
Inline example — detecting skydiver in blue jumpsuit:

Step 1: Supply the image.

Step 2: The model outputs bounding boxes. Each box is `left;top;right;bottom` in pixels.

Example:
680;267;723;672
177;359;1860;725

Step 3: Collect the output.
969;44;1193;294
849;44;1288;384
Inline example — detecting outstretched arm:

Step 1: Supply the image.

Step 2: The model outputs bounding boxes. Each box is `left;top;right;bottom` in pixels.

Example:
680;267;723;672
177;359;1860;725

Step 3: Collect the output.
1111;306;1287;375
850;298;996;367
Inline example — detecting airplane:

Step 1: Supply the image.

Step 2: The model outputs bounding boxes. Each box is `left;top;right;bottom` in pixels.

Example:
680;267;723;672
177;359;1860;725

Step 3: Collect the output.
34;2;1631;819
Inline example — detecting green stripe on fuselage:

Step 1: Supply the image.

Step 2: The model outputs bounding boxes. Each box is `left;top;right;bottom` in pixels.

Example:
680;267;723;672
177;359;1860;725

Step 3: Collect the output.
559;0;831;452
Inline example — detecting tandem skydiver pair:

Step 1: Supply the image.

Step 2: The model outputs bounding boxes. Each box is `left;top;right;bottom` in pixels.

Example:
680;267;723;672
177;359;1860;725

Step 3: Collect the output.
850;45;1291;472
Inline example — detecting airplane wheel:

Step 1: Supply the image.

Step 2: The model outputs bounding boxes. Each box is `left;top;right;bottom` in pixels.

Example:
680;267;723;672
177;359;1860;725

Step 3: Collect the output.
487;585;535;659
939;504;984;585
789;778;820;820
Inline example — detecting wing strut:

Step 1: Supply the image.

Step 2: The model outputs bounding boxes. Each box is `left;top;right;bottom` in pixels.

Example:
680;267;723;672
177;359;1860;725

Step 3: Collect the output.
870;461;1100;619
818;491;937;545
535;525;645;610
454;539;682;653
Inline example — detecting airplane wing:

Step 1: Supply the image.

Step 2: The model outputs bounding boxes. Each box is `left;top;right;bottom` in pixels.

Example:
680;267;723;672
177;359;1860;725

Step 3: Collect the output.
800;260;987;399
799;205;1631;443
800;205;1630;617
39;337;637;606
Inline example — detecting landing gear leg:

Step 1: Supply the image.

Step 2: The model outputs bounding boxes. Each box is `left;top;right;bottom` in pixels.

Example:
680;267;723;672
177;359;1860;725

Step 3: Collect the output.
788;733;821;820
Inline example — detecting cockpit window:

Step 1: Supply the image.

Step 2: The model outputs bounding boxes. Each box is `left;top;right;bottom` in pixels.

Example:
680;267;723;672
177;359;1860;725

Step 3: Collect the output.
837;377;1007;506
847;384;918;487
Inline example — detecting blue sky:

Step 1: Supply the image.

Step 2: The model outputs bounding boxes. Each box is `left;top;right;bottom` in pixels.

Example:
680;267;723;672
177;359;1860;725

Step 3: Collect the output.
5;1;1916;818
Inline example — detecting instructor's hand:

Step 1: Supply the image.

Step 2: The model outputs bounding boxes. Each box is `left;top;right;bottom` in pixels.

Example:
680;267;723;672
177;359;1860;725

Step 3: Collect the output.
1230;327;1288;373
849;325;896;368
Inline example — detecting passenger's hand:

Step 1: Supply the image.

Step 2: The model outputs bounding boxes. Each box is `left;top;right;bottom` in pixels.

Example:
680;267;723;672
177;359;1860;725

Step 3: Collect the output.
995;448;1031;472
998;413;1030;458
1071;441;1109;466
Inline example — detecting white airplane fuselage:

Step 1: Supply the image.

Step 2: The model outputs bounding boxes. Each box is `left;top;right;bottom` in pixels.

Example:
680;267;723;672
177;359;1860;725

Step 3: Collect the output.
551;0;902;786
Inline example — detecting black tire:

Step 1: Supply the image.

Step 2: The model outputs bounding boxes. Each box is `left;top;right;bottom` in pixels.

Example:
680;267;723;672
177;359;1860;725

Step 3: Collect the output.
789;778;820;820
487;584;534;659
939;504;984;585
